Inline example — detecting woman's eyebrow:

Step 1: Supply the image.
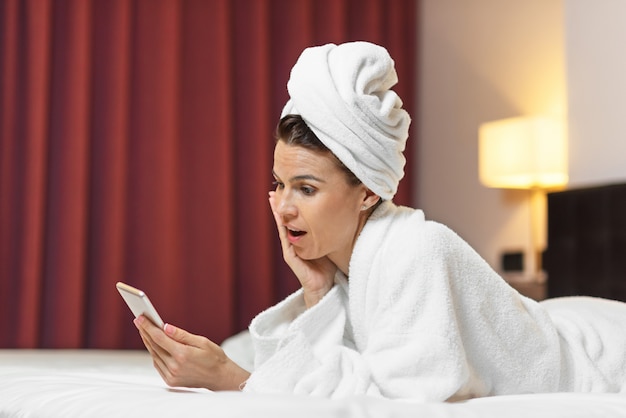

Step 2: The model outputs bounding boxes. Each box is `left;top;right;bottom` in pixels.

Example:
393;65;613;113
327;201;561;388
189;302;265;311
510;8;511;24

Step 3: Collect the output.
291;174;325;183
272;170;325;183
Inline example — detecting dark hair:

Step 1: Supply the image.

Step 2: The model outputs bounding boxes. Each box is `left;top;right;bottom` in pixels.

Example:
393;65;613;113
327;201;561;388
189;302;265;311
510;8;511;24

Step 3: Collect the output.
276;114;361;186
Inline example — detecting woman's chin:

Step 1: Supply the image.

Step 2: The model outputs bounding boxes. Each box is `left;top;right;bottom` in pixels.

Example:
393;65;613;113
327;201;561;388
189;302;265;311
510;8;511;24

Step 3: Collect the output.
293;247;318;261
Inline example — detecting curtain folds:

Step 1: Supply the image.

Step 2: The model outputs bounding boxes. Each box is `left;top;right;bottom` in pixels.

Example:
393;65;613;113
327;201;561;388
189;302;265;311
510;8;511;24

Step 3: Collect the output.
0;0;418;349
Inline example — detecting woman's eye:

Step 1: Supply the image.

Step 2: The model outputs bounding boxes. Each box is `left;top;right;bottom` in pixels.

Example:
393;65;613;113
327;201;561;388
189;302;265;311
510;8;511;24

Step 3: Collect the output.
301;186;315;195
272;180;284;190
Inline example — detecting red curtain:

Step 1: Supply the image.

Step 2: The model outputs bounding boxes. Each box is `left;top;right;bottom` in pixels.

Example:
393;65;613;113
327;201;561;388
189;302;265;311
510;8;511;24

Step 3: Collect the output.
0;0;418;349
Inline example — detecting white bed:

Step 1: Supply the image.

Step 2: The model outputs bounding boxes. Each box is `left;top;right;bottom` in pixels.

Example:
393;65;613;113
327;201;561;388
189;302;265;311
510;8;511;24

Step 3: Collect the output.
2;348;626;418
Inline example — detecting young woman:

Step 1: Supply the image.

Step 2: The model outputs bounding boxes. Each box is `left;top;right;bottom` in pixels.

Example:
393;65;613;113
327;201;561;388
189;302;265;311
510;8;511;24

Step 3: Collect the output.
135;41;626;401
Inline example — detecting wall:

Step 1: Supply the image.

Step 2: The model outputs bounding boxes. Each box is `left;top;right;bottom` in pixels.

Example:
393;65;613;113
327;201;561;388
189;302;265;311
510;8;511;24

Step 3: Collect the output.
416;0;566;277
565;0;626;187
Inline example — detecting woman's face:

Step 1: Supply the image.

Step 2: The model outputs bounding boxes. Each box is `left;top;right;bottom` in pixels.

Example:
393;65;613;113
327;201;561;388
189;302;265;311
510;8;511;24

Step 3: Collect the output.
272;141;372;266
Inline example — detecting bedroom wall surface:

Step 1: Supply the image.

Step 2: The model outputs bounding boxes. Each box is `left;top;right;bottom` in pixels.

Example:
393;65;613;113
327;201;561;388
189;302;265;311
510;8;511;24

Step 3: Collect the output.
565;0;626;188
416;0;566;277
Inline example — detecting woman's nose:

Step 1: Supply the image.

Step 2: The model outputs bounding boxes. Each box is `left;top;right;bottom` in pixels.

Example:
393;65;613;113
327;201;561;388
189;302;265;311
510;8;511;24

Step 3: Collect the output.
276;192;297;218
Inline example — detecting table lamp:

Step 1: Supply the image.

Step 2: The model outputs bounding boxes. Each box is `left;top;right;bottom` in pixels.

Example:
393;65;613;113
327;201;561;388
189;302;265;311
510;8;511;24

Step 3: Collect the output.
478;116;568;277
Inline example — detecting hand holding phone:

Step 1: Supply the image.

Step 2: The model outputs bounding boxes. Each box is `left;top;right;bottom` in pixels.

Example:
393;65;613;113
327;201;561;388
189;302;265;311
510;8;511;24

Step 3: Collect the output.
116;282;165;329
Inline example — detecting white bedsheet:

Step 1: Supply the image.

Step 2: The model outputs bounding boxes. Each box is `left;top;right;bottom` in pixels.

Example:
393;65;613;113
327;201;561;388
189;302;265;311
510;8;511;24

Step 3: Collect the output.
1;349;626;418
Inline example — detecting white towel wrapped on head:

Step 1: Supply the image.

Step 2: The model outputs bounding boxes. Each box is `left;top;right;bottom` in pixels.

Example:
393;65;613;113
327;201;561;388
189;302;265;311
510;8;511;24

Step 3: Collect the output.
281;42;411;201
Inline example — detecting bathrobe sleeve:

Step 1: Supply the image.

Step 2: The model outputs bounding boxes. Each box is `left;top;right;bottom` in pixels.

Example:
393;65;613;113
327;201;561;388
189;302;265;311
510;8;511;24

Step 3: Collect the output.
243;276;384;398
243;205;562;400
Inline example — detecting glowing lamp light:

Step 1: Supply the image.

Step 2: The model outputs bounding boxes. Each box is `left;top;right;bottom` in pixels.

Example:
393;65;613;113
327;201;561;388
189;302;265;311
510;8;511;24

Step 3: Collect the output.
479;116;568;190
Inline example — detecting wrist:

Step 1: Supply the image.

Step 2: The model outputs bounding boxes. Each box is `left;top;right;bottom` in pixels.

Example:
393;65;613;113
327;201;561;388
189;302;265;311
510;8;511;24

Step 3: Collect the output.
216;351;251;391
303;283;334;309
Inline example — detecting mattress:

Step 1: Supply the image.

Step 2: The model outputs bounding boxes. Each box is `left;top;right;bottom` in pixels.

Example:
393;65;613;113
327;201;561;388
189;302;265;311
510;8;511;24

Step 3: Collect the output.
1;349;626;418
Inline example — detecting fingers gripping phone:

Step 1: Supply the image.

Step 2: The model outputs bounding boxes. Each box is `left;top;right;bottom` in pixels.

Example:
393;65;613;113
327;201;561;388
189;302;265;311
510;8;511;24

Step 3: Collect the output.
116;282;165;329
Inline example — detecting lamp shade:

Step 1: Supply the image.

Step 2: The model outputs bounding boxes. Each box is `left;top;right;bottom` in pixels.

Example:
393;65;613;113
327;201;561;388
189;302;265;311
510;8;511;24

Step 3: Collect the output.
478;116;568;189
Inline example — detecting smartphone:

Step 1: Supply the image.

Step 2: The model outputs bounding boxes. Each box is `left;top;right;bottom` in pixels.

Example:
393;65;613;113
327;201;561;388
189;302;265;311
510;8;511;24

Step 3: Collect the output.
116;282;165;329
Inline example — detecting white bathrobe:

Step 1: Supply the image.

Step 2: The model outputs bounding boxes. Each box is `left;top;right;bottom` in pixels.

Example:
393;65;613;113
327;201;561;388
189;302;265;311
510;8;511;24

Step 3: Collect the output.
243;201;626;401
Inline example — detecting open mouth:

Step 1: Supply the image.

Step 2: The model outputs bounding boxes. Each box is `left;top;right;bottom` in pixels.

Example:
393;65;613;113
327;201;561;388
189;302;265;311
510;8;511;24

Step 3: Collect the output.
287;228;306;238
